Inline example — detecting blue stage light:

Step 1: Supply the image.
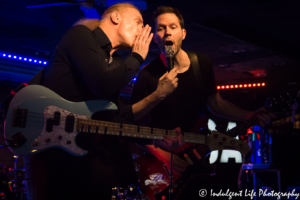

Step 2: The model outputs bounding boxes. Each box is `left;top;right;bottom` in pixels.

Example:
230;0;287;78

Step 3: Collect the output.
253;126;260;131
1;51;48;65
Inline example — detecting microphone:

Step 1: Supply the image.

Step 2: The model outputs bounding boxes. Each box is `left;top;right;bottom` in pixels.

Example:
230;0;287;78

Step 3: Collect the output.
165;45;174;71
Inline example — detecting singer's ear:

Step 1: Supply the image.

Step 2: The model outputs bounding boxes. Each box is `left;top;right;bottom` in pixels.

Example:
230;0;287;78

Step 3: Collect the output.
182;29;187;40
110;12;120;25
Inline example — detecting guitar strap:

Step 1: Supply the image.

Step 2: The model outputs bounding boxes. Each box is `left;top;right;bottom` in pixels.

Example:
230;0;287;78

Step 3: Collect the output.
185;51;214;162
186;51;203;92
186;51;210;110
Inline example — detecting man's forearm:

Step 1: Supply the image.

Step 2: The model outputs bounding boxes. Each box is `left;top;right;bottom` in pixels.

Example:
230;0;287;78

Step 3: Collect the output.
145;145;170;162
132;91;164;121
211;101;253;121
208;93;253;121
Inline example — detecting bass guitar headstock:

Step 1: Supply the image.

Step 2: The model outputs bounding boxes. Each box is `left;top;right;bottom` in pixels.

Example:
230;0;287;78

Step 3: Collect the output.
207;131;250;154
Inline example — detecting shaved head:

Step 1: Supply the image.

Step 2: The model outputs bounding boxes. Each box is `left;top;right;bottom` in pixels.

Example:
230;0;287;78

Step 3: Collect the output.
101;3;140;19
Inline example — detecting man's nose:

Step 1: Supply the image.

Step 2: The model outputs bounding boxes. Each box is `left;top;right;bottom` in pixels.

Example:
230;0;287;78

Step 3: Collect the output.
165;27;171;35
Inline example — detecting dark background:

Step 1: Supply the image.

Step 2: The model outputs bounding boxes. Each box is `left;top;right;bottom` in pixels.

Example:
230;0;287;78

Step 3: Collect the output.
1;0;300;198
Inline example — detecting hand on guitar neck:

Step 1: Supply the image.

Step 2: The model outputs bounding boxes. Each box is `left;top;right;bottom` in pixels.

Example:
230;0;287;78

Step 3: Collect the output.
248;107;277;127
146;145;189;178
149;127;188;178
155;127;185;152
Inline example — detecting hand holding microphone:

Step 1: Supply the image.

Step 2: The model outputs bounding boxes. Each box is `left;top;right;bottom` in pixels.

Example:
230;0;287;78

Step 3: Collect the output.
153;44;177;99
155;67;178;99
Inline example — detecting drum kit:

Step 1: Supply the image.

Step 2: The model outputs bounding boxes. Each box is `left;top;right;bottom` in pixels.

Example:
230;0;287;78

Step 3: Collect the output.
111;184;146;200
0;149;147;200
111;153;149;200
0;154;26;200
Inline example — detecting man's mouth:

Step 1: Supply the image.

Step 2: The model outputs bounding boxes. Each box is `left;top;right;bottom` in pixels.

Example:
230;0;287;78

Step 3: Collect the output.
165;40;173;46
164;40;175;52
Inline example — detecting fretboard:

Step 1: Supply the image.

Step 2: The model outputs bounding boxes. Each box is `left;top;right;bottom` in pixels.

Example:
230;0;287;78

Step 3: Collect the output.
227;116;258;137
76;118;206;144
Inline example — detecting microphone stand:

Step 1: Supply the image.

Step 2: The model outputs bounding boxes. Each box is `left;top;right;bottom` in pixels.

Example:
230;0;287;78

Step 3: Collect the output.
165;45;174;200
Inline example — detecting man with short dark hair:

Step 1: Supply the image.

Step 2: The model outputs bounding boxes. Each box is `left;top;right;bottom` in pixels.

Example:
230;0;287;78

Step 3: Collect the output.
131;6;276;199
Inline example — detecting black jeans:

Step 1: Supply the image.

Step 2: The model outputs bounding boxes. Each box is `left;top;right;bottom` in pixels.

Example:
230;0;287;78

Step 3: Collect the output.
24;149;118;200
23;118;138;200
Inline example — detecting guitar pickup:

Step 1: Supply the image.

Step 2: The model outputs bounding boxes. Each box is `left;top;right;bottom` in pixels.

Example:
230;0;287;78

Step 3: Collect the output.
46;118;54;132
65;114;75;132
53;112;61;126
12;108;28;128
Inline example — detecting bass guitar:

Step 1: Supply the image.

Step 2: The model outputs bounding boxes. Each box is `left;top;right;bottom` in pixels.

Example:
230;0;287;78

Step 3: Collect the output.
4;85;250;156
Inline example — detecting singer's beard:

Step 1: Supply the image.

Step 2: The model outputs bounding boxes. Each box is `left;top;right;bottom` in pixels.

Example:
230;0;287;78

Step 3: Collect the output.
171;39;183;57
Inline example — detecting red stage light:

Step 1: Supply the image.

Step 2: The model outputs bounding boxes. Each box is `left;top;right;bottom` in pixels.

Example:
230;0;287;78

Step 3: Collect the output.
216;82;266;89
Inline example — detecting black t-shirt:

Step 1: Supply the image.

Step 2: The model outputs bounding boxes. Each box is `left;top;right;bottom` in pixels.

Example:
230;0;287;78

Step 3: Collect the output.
131;52;217;133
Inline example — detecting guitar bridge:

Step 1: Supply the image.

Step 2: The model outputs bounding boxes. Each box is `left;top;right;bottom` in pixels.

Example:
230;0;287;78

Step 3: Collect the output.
6;132;27;148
